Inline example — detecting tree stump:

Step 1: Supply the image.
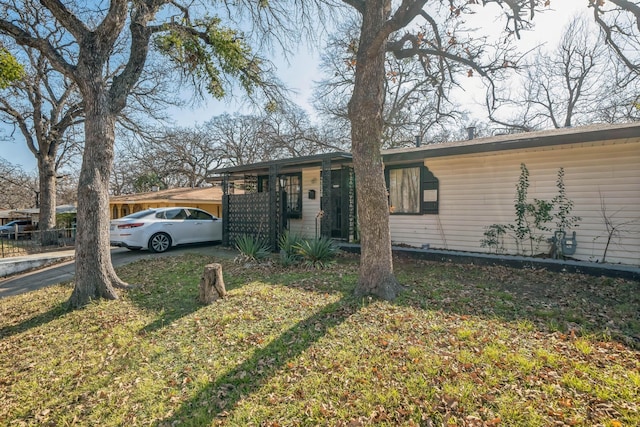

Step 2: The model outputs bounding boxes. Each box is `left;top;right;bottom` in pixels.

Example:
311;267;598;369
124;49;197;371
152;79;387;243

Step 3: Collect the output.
199;263;226;304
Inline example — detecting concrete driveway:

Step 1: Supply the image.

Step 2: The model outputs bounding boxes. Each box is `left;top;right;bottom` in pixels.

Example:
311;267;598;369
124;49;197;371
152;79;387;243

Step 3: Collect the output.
0;244;235;299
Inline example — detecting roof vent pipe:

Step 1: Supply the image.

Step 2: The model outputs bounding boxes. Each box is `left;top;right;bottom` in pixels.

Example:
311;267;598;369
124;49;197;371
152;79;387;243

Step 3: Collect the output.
415;135;422;147
466;126;476;140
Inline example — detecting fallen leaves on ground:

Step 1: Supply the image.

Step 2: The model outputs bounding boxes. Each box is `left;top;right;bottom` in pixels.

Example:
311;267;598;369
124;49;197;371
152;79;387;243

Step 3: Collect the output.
0;252;638;426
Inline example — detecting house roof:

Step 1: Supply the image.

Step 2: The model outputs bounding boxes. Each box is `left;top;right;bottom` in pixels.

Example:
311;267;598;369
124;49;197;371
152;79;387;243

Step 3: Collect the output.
384;122;640;163
206;122;640;176
0;205;77;219
18;205;76;214
110;186;225;204
0;210;21;219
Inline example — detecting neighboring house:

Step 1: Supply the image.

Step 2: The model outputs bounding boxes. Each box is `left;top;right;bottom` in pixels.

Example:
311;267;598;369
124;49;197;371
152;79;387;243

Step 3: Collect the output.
0;210;28;226
0;205;76;226
208;122;640;266
109;186;228;219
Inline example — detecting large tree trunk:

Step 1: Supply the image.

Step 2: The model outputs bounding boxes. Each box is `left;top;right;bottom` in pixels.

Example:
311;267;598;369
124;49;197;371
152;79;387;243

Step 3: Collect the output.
68;95;127;308
38;154;57;227
349;0;402;301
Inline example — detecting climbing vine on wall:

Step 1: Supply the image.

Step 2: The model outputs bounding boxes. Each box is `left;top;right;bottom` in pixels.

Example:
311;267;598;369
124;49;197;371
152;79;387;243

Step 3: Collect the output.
481;164;580;257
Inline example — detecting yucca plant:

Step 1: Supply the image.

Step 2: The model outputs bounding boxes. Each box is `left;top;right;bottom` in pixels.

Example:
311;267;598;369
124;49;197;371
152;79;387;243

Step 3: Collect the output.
295;236;338;269
279;251;299;267
278;231;304;266
234;234;271;263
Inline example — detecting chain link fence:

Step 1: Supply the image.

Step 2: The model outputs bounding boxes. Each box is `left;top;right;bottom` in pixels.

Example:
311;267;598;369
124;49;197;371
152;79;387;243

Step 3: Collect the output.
0;228;75;258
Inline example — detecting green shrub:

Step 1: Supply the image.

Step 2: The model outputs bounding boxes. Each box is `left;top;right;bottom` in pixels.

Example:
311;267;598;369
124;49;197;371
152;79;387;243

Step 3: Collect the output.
481;223;507;254
278;231;305;266
480;163;574;256
279;231;303;255
295;236;338;268
234;234;271;263
279;251;299;267
553;167;581;233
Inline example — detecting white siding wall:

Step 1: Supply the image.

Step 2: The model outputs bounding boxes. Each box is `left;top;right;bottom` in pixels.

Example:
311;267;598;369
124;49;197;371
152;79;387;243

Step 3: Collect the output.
389;138;640;266
288;168;322;238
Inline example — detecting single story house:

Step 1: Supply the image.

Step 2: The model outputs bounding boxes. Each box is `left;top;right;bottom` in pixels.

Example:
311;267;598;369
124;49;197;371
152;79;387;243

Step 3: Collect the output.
208;122;640;266
0;210;31;225
0;205;77;226
109;186;228;219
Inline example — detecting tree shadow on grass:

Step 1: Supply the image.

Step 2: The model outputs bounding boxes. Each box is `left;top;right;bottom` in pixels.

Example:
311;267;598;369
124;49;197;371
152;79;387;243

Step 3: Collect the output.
134;288;203;335
0;301;69;340
130;254;637;426
154;295;359;426
135;272;255;334
118;255;248;334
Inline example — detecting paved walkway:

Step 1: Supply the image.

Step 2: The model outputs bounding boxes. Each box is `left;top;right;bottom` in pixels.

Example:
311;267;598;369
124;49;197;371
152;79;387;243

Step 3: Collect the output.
0;249;75;278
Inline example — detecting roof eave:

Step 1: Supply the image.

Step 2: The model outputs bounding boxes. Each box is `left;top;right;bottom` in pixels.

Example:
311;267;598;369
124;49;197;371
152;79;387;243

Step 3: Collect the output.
383;124;640;163
207;152;353;180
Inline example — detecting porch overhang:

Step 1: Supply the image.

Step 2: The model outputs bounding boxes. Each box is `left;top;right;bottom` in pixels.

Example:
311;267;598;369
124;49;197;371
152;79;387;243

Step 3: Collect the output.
210;152;354;250
206;152;353;182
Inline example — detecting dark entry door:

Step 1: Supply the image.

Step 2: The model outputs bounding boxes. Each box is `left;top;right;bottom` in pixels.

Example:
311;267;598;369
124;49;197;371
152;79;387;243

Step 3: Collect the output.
330;169;348;239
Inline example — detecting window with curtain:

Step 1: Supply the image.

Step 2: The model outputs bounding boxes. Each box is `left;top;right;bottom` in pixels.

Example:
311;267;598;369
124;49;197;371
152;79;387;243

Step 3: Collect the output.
386;164;439;215
388;167;421;213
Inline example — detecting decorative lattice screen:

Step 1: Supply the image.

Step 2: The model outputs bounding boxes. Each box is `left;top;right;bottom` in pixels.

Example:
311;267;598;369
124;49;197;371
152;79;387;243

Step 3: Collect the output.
227;192;271;244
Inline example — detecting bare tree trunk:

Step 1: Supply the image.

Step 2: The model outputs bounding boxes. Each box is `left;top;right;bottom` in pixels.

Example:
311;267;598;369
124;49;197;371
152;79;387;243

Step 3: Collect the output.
38;154;57;229
349;0;402;301
69;97;127;308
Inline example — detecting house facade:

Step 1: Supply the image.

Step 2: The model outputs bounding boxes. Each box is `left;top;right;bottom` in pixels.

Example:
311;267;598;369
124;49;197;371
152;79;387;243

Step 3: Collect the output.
209;123;640;266
109;186;226;219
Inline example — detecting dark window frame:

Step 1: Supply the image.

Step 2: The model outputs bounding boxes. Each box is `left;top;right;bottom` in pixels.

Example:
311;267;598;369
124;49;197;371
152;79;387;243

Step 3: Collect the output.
257;175;269;193
257;172;303;218
282;172;303;218
384;163;439;215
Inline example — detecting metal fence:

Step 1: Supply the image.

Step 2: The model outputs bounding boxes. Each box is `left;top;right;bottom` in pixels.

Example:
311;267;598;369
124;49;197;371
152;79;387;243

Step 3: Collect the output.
0;228;75;258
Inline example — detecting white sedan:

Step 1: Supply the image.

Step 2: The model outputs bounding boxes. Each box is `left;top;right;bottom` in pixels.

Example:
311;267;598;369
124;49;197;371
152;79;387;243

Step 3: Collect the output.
110;207;222;253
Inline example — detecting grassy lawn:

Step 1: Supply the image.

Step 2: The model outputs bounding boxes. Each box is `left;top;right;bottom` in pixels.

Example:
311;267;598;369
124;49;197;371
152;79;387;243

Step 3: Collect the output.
0;251;638;426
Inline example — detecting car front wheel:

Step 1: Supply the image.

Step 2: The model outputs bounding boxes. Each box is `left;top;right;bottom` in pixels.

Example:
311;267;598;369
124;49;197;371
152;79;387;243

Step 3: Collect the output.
148;232;171;253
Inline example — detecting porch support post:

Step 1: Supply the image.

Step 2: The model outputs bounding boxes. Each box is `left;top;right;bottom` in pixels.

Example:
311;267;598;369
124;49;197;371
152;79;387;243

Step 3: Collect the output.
348;166;357;242
268;165;279;250
321;158;332;238
341;165;350;240
222;173;230;246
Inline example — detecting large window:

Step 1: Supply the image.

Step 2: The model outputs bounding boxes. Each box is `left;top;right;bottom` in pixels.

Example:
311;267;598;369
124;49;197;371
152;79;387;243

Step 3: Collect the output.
388;167;421;213
385;164;439;215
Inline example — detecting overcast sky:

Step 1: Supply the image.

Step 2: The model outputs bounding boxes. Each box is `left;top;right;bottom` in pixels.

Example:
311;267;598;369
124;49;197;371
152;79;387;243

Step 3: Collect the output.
1;0;588;172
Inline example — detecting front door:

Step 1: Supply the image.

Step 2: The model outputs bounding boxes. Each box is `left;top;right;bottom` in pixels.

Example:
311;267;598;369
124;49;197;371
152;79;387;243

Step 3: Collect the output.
330;169;351;239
